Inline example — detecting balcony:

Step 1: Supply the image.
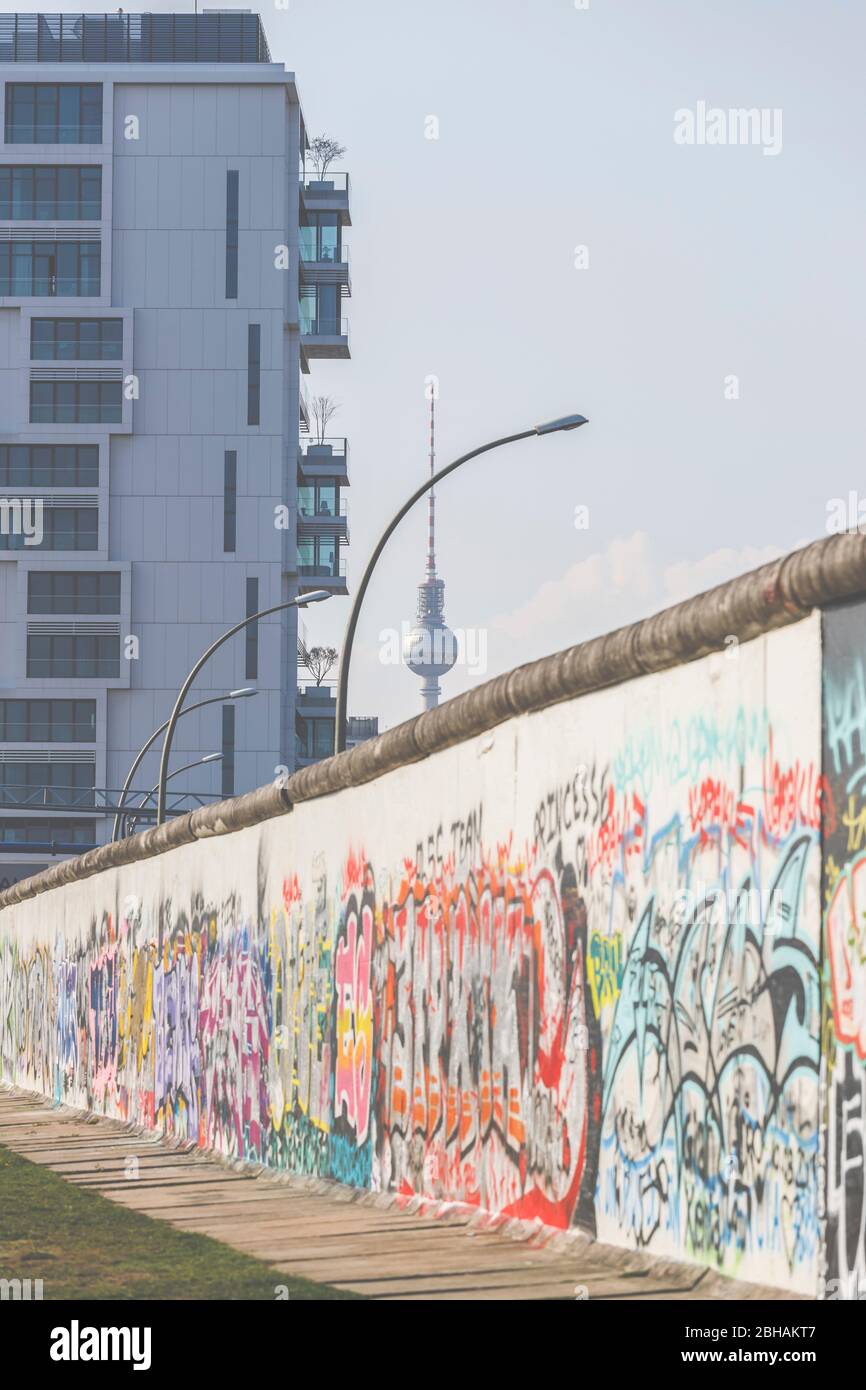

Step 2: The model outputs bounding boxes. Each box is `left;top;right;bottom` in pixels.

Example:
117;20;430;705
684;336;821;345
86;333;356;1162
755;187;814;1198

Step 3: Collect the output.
299;172;351;226
297;555;348;596
295;683;336;767
300;312;350;363
298;438;349;486
299;235;351;292
297;495;349;541
296;682;337;717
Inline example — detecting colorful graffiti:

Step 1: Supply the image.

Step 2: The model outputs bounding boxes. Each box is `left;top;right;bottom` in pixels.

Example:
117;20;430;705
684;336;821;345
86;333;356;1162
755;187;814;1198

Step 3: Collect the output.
0;624;840;1294
822;606;866;1300
599;838;820;1273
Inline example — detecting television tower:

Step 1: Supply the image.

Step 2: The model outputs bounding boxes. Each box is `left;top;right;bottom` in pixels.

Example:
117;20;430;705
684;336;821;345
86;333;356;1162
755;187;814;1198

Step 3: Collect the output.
402;395;457;709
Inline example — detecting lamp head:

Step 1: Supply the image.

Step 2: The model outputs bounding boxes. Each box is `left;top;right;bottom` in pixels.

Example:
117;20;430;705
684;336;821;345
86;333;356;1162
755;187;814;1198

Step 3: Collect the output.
534;413;589;435
201;752;223;764
229;687;257;699
296;589;331;606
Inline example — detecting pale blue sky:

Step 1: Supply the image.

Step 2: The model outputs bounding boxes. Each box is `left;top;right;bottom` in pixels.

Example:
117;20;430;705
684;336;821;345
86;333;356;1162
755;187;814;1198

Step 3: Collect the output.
13;1;866;728
284;0;866;726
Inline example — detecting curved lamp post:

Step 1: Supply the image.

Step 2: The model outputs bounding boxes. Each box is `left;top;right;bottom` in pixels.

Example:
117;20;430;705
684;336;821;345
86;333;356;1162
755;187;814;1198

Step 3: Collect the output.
334;413;588;752
124;753;223;838
156;590;331;826
112;687;257;843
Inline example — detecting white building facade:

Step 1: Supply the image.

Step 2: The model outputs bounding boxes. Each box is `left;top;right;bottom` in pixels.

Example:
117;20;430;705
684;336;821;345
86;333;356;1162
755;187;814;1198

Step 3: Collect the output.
0;11;351;887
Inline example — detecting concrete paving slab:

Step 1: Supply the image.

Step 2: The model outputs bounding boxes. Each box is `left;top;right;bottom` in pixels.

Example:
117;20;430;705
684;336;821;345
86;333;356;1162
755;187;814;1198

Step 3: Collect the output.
0;1084;808;1302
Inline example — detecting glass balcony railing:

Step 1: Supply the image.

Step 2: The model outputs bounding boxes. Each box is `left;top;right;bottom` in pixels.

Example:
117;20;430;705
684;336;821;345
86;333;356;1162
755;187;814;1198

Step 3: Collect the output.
300;171;350;196
298;557;348;580
297;497;348;522
299;314;349;339
299;436;348;462
299;233;350;265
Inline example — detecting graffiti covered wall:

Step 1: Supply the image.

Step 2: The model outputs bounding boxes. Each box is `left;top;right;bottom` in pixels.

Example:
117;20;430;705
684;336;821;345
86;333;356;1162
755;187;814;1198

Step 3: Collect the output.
0;615;827;1293
822;602;866;1300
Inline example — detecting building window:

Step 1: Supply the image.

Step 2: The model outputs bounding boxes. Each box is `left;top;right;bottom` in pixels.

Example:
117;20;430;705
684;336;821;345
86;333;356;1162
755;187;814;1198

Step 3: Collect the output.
225;170;239;298
299;213;340;262
0;507;98;552
224;450;237;552
222;704;235;797
297;535;339;577
30;380;121;424
26;632;120;679
0;241;100;296
31;318;122;360
245;577;258;679
5;83;103;143
0;762;95;809
0;444;98;488
0;165;101;219
296;715;335;760
0;818;96;850
311;718;335;758
0;698;96;742
28;571;120;614
247;323;260;426
300;285;340;335
298;481;338;516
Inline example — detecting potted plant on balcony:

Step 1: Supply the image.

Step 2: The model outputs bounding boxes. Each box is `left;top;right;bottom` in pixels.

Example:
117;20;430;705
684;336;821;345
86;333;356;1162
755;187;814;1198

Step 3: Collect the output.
307;135;345;190
300;644;338;687
309;395;339;456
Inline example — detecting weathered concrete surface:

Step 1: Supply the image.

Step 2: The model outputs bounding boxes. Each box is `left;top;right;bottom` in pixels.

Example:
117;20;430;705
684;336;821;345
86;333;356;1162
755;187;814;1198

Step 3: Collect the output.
0;1086;805;1301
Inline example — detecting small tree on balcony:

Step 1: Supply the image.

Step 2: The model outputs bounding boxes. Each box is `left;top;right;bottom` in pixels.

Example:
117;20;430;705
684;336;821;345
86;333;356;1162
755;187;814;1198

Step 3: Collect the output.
301;645;339;686
308;135;346;180
311;394;339;445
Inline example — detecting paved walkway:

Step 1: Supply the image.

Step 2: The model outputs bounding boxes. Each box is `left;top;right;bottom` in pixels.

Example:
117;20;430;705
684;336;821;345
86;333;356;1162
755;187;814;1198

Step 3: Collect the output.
0;1085;803;1301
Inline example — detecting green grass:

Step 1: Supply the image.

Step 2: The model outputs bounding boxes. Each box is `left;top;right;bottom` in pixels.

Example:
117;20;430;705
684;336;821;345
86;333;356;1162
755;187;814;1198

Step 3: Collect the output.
0;1144;362;1300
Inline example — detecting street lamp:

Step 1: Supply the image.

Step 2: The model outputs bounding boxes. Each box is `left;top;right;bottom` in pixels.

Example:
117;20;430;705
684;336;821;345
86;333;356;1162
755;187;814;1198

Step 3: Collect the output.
112;688;257;842
334;413;588;752
123;753;223;838
156;591;331;826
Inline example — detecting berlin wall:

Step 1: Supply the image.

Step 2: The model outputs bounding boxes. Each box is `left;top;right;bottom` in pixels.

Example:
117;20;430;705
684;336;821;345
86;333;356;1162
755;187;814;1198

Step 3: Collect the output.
2;546;866;1298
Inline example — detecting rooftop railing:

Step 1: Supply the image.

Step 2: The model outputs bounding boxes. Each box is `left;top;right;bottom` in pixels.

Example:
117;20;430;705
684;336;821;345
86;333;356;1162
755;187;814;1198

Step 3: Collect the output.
0;12;271;63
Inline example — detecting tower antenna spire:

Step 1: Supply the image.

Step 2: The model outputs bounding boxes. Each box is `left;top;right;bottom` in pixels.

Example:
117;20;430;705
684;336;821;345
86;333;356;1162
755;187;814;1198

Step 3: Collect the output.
426;391;436;576
402;389;457;709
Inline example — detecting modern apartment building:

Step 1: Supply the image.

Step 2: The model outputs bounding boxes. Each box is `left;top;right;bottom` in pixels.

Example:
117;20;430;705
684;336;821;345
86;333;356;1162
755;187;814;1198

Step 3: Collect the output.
0;11;351;888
